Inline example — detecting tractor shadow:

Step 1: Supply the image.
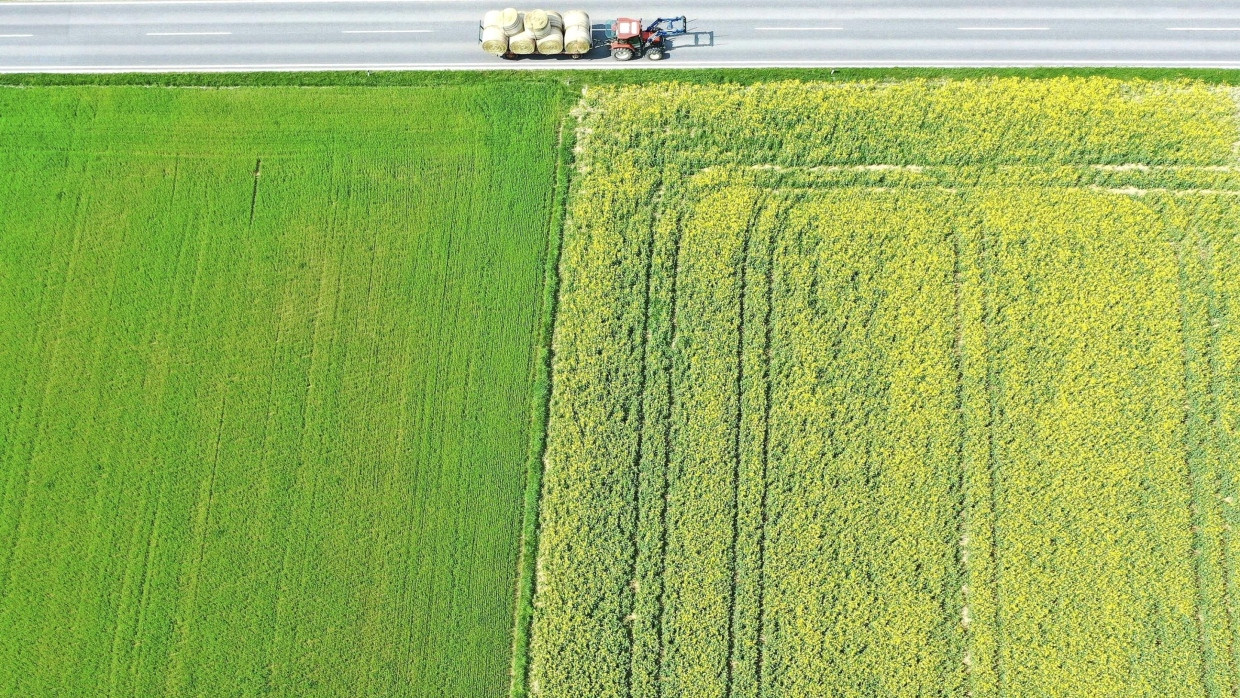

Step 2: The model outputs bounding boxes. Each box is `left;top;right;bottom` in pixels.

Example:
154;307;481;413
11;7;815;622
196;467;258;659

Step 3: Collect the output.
663;21;716;52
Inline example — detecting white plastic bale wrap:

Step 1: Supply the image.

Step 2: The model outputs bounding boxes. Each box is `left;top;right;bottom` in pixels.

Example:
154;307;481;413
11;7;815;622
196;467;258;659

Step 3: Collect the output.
527;11;563;39
500;7;523;36
564;24;591;54
481;25;509;55
508;28;537;54
482;10;502;28
525;9;549;31
562;10;589;28
536;27;564;54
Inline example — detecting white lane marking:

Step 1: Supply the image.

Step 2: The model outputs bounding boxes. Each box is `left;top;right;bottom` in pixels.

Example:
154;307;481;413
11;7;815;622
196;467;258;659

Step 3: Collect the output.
341;29;434;34
1167;27;1240;31
958;26;1050;31
753;27;844;31
145;31;232;35
0;34;35;38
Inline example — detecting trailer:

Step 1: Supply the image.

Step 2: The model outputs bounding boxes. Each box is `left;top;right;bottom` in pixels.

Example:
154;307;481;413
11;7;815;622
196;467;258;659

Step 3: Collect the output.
480;9;689;60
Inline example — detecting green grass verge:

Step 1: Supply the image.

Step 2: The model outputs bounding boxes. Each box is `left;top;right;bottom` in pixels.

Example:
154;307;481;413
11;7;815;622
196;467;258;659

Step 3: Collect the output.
5;66;1240;89
0;83;565;697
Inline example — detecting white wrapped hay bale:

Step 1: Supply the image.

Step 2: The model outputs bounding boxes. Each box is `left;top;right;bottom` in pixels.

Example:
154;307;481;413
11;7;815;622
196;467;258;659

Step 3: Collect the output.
525;9;549;31
509;28;537;54
562;10;589;28
526;10;563;39
483;10;502;28
499;7;523;36
564;24;591;54
536;27;564;54
481;25;509;55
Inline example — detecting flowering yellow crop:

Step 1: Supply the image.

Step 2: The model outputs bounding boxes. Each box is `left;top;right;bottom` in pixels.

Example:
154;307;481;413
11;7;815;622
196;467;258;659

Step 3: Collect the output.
527;78;1240;697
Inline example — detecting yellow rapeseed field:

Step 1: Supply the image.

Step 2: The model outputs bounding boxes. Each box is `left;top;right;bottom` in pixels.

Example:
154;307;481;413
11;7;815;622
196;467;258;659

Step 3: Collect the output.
527;78;1240;697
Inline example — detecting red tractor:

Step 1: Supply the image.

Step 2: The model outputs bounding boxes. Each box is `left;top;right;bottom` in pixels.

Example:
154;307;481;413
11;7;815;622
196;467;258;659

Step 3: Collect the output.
607;16;688;60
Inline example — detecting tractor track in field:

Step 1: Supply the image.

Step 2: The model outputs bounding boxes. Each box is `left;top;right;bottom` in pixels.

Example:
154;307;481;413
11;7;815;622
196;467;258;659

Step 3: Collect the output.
622;182;662;698
723;199;761;698
1196;229;1240;697
977;219;1007;695
752;195;785;698
648;198;685;698
950;208;973;693
1168;211;1225;697
0;199;89;616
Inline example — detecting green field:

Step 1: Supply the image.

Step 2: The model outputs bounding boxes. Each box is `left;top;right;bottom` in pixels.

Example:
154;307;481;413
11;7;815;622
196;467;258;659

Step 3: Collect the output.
529;78;1240;697
0;84;565;696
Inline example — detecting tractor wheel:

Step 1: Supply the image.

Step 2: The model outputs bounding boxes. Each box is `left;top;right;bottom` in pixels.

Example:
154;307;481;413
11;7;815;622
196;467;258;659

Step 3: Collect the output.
612;46;634;61
646;47;665;60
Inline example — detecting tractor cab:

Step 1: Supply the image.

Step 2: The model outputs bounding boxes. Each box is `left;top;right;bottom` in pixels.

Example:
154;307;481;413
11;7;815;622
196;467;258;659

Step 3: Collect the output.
612;17;643;40
607;16;687;61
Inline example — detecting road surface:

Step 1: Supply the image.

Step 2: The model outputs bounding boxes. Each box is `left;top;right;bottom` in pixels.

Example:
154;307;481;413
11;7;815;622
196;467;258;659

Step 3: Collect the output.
3;0;1240;72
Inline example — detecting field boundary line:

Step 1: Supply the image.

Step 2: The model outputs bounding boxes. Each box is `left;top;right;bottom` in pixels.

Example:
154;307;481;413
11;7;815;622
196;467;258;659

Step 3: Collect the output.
508;98;575;698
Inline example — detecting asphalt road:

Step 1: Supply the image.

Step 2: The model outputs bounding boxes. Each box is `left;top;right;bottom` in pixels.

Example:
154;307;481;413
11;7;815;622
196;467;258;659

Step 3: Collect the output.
3;0;1240;72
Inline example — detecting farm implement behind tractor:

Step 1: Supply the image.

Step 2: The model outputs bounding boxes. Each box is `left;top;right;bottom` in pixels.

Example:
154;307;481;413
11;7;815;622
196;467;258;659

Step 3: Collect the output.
480;9;690;60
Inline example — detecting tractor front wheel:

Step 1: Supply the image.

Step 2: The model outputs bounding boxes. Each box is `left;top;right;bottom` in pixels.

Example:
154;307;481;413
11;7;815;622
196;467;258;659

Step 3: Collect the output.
612;46;634;61
646;47;665;60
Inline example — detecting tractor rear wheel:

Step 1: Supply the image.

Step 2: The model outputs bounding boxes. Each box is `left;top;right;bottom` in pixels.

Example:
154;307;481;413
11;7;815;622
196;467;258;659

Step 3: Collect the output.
646;47;665;60
612;46;634;61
